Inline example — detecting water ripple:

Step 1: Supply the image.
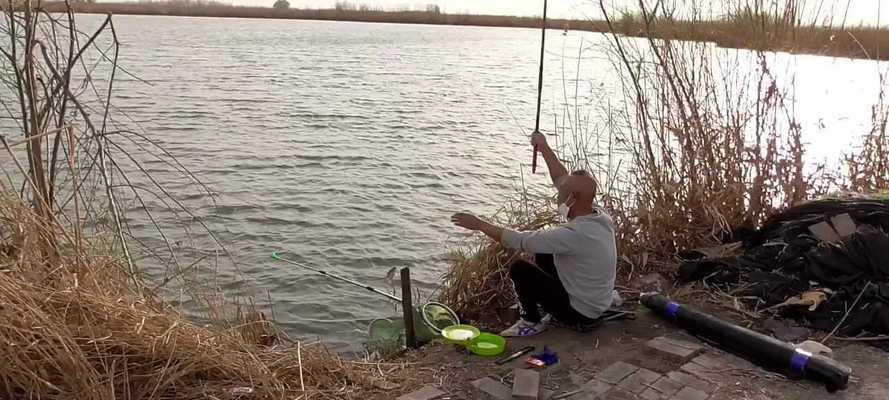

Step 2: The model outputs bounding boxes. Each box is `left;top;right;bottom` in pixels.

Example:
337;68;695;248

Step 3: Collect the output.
83;14;882;350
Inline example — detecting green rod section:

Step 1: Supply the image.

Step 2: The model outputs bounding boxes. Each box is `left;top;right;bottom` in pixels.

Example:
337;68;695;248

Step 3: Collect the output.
272;252;401;302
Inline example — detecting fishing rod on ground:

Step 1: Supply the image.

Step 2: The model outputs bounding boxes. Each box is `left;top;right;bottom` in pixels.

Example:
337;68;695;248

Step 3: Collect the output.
531;0;548;174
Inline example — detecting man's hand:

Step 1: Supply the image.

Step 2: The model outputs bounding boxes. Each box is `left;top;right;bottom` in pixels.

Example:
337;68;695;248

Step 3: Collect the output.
531;130;567;185
451;212;484;231
531;131;548;149
452;212;504;243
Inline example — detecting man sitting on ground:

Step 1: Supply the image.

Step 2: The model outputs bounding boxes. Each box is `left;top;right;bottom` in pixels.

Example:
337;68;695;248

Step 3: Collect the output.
451;131;617;337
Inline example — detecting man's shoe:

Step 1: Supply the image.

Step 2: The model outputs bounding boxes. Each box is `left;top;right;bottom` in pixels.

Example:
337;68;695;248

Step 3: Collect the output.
541;313;553;324
500;318;548;337
551;317;603;333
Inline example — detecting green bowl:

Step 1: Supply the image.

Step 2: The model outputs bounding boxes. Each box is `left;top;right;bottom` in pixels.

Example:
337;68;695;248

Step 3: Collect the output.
441;324;480;345
467;332;506;356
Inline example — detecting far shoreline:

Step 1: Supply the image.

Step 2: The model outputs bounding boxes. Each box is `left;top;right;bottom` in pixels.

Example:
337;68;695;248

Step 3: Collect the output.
44;2;590;30
43;2;889;61
65;8;561;31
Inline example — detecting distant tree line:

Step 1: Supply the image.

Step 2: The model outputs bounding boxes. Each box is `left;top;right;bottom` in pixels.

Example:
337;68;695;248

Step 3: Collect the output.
331;1;440;14
137;0;229;6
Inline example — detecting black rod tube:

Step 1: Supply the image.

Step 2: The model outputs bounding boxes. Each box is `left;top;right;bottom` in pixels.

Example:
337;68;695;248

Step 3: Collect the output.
641;293;851;393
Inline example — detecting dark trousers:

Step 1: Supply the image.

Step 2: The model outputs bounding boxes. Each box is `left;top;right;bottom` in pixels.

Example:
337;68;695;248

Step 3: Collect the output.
509;254;597;325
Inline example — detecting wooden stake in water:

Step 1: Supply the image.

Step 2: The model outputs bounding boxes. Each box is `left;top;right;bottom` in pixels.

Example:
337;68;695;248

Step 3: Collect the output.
401;267;417;349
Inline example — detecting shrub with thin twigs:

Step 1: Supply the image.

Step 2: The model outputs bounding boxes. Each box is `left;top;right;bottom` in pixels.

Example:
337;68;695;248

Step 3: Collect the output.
0;0;229;307
0;4;424;399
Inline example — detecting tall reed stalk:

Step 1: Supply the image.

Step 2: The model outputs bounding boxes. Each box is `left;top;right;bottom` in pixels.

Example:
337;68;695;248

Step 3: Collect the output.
845;76;889;192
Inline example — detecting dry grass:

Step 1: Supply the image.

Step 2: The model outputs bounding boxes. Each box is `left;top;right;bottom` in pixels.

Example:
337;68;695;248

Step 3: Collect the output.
613;11;889;61
0;193;429;399
0;5;428;399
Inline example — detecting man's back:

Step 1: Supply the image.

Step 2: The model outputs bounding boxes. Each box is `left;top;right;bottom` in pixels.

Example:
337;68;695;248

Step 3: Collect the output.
500;208;617;319
554;209;617;319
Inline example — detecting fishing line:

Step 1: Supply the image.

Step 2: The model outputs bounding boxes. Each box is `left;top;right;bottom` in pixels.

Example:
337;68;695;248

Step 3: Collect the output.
271;252;401;302
272;252;462;333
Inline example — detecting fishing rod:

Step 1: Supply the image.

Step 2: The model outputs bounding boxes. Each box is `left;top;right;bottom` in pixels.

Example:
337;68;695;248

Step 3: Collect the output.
531;0;548;174
272;252;463;335
271;252;401;302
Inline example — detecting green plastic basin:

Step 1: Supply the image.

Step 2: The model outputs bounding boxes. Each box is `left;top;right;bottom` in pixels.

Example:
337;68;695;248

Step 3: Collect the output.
467;332;506;356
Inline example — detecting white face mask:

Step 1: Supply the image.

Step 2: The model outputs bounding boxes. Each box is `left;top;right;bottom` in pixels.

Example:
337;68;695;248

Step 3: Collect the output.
558;202;571;220
558;197;574;221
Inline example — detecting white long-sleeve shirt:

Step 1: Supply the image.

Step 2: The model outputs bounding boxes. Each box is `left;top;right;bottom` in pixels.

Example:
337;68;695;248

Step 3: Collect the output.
501;209;617;319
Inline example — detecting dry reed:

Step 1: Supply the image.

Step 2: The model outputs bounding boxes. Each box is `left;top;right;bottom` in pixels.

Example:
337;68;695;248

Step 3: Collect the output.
612;0;889;60
845;76;889;192
441;0;889;324
603;12;808;259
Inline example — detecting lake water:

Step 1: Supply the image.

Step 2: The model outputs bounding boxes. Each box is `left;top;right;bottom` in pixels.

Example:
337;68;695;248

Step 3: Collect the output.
45;15;889;349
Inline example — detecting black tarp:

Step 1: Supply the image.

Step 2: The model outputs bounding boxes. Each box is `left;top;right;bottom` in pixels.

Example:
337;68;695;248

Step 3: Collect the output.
678;199;889;345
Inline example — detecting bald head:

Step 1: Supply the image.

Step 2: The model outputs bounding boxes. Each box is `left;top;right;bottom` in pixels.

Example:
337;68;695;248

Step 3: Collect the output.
557;170;598;219
558;170;597;200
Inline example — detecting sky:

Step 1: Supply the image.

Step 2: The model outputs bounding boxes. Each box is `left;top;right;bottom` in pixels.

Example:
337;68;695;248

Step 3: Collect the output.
254;0;889;26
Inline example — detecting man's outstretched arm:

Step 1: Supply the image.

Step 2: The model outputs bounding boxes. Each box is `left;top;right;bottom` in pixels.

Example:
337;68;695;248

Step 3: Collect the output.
452;213;503;243
532;131;568;186
451;212;578;255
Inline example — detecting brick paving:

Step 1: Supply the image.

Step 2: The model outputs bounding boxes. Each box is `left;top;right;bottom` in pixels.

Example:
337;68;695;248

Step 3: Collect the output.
670;387;709;400
665;371;714;394
645;336;705;363
650;376;684;397
572;336;754;399
581;378;613;397
617;368;661;394
597;361;640;384
467;335;759;400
